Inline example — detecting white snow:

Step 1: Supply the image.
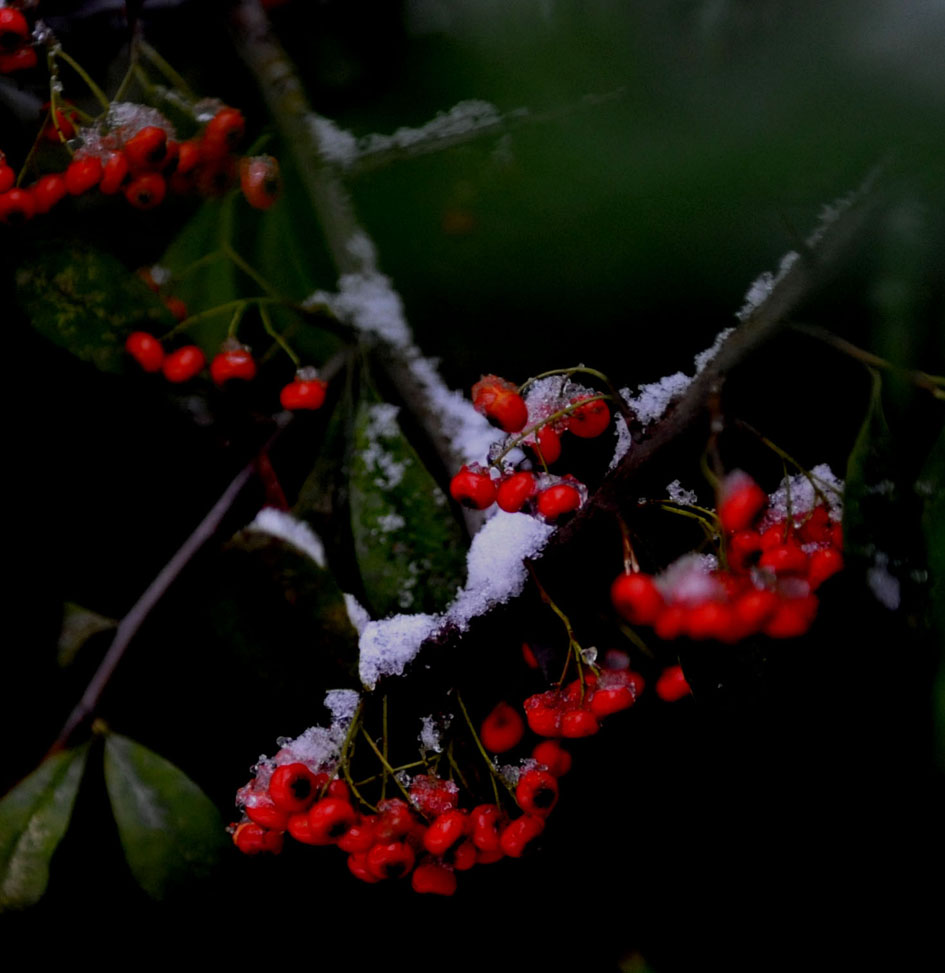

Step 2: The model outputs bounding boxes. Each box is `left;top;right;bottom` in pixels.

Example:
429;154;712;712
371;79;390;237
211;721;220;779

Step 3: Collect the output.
323;689;360;725
656;553;725;605
621;372;691;426
419;714;451;754
666;479;699;506
867;552;901;610
736;251;799;322
761;463;844;526
359;402;409;489
307;114;359;168
694;327;735;373
247;507;326;567
343;593;371;634
357;100;504;157
358;612;441;689
609;415;633;469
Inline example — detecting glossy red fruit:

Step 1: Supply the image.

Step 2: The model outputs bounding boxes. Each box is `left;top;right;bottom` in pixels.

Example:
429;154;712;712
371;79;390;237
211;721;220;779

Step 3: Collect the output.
30;174;68;214
500;815;545;858
269;763;319;813
162;345;205;383
176;140;202;175
567;395;610;438
759;543;809;576
412;862;457;896
450;838;478;871
240;154;281;210
560;708;599;738
280;377;327;411
524;691;564;737
808;547;843;589
99;152;130;194
719;471;767;533
763;594;818;638
470;804;504;852
374;799;414;842
655;664;692;702
0;44;36;73
347;852;381;883
471;374;528;432
450;465;497;509
532;740;572;777
733;587;779;631
366;841;416;880
40;105;78;143
588;685;636;718
162;295;188;322
203;107;246;158
727;530;762;573
65;157;103;195
529;424;562;466
232;822;284;855
0;188;34;224
611;572;664;625
480;701;525;753
307;797;357;844
0;8;29;45
124;125;171;170
521;641;540;669
337;816;377;854
515;768;558;816
423;810;468;856
125;331;165;373
496;472;537;513
409;775;459;817
536;482;581;522
0;164;15;194
210;347;257;386
124;172;166;209
686;600;740;642
245;803;289;831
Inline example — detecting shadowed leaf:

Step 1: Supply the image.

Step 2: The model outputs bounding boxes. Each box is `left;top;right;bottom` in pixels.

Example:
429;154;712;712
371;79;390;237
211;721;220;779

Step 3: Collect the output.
57;602;117;667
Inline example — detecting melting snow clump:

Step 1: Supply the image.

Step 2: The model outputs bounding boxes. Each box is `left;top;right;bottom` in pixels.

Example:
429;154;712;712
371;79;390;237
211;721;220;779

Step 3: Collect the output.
324;689;361;725
736;252;799;322
621;372;691;426
359;612;440;689
248;507;326;567
761;463;844;525
343;593;371;635
666;480;699;505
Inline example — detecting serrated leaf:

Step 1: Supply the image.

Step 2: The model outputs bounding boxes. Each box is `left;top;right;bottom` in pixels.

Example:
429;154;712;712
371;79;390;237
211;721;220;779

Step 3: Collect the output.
103;734;226;900
57;602;117;667
0;746;89;912
350;396;466;617
14;243;173;372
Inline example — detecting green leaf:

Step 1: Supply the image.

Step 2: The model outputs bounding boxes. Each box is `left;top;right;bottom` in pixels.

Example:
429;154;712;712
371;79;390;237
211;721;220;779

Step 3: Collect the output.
103;734;226;900
0;746;89;912
14;243;173;373
57;602;117;667
349;394;466;617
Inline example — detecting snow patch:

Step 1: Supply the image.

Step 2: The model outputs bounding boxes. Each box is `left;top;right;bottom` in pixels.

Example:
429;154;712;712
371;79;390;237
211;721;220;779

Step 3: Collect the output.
867;552;900;610
359;613;441;689
248;507;326;567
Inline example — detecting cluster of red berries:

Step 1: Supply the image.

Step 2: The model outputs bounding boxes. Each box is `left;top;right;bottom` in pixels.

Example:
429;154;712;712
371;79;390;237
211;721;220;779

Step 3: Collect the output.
450;373;614;522
232;754;573;896
0;6;35;75
611;472;844;642
125;330;327;411
0;104;281;225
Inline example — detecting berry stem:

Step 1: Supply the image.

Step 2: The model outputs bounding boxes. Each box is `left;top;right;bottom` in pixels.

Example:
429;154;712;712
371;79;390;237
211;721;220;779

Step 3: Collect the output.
519;364;612;393
618;516;639;574
258;303;301;366
139;39;196;100
381;693;390;802
358;725;413;805
223;241;278;297
455;693;505;806
54;49;111;113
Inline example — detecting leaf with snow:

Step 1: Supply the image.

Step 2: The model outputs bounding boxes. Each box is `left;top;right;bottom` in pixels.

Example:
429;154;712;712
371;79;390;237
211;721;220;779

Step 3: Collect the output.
0;746;88;911
350;396;466;618
104;734;227;900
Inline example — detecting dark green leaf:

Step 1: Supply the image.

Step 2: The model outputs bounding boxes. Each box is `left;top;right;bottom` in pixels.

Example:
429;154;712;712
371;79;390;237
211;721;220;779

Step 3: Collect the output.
14;243;173;373
0;746;89;911
349;394;466;617
57;602;117;667
103;734;226;900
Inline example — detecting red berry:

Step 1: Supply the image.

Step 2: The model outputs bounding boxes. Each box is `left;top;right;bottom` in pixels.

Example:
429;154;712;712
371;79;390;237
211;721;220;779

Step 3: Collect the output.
245;803;289;831
759;543;809;576
532;740;572;777
409;775;459;817
0;9;29;49
496;472;537;513
269;762;319;813
232;822;283;855
686;600;739;642
719;472;767;533
412;862;457;896
65;157;103;196
124;125;171;170
798;505;831;544
423;810;468;856
162;345;206;383
524;691;564;737
733;588;779;632
808;547;843;589
728;530;763;573
0;45;37;73
347;852;382;884
196;156;238;196
480;701;525;753
450;465;497;510
499;815;545;858
210;347;257;386
374;799;414;842
240;155;281;210
99;152;130;195
124;172;166;209
655;664;692;702
470;804;505;852
307;797;357;844
30;174;68;214
0;188;35;224
280;377;327;411
471;375;528;432
286;810;320;844
203;107;246;158
567;395;610;438
560;708;599;738
176;140;202;176
337;816;378;854
515;768;558;816
125;331;165;373
528;424;562;466
162;295;189;322
763;594;818;638
611;572;664;625
450;838;478;871
536;482;581;522
654;603;688;640
0;164;14;194
366;841;416;880
521;641;540;669
588;685;636;718
41;105;78;144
